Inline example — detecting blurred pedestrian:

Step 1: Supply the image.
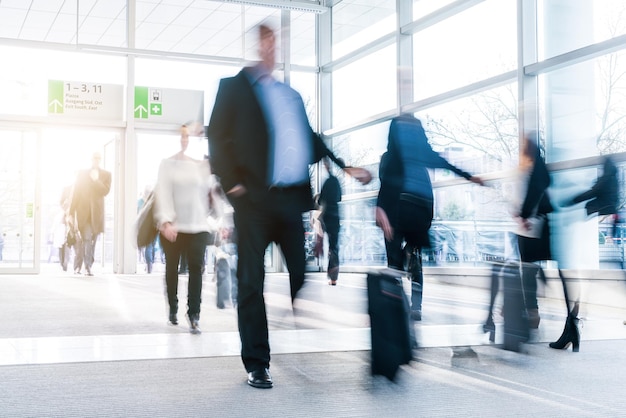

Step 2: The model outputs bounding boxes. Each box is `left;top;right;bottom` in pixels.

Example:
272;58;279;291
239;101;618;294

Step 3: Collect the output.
375;111;484;321
207;22;372;389
318;157;343;285
155;124;221;334
558;156;620;339
514;132;554;331
69;152;112;276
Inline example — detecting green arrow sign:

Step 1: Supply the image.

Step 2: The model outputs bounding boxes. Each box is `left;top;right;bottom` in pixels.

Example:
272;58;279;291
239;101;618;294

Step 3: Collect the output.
134;86;149;119
48;80;64;114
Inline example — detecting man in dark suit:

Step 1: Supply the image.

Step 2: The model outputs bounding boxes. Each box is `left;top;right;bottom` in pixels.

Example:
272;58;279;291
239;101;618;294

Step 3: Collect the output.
69;152;111;276
207;23;371;389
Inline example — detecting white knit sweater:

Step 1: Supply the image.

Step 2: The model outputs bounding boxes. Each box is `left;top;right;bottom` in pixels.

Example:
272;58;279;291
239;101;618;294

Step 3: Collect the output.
154;156;214;234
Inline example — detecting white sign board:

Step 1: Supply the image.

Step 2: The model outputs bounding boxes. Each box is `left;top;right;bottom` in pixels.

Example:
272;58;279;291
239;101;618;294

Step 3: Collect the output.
48;80;123;120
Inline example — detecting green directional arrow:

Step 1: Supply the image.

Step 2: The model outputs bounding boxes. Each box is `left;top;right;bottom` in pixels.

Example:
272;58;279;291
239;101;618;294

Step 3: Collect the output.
48;80;64;114
134;86;149;119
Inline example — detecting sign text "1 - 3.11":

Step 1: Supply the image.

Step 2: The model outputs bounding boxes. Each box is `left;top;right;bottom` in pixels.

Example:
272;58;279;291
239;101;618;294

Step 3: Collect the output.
66;83;102;94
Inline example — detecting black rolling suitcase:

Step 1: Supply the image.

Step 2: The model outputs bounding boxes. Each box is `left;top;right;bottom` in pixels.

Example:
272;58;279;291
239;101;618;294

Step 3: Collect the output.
367;270;413;380
501;262;529;351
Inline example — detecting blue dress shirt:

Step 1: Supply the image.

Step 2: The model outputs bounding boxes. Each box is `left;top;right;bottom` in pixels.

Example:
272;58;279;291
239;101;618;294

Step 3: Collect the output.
248;67;312;187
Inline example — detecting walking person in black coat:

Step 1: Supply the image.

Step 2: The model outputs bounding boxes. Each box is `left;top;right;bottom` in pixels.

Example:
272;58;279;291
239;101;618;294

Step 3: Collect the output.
318;157;343;285
207;23;372;389
560;155;620;336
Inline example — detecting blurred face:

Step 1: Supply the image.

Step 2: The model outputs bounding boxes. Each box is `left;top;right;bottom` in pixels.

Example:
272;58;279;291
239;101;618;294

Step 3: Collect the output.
91;152;102;169
180;127;189;152
258;26;276;70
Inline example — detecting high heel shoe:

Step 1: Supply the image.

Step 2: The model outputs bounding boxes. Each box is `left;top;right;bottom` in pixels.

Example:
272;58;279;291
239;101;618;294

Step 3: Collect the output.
549;304;580;352
483;317;495;342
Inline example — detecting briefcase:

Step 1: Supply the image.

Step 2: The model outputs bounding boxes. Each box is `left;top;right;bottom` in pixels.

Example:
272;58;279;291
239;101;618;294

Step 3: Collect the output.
367;270;413;380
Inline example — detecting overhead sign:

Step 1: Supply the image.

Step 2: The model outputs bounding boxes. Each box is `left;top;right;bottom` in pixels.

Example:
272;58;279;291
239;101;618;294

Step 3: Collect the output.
48;80;123;120
134;86;204;126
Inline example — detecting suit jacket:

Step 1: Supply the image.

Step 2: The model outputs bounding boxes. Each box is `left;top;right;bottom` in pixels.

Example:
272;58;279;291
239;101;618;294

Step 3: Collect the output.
70;168;112;235
207;67;344;213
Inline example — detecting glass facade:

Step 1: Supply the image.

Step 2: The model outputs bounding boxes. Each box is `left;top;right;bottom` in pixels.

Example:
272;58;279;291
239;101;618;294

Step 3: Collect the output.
537;0;626;61
412;0;517;101
0;0;625;274
332;44;396;128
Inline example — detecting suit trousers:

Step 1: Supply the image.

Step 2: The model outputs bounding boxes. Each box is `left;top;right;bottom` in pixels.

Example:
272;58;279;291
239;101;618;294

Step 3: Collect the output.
78;225;97;272
233;189;306;372
160;231;208;317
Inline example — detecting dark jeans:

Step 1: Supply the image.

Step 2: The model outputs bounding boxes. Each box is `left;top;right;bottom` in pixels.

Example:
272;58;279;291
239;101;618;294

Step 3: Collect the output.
160;231;208;317
233;190;306;372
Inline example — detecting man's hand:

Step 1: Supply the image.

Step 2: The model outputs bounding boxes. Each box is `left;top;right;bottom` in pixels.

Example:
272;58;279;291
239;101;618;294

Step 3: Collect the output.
469;176;485;186
227;184;247;198
344;167;372;185
375;206;393;241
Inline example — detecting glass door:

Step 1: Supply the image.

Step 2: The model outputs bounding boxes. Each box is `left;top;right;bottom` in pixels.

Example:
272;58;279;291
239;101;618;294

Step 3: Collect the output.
0;128;40;273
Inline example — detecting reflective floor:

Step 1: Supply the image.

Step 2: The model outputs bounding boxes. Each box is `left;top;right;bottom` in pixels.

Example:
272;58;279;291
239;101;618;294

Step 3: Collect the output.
1;267;626;366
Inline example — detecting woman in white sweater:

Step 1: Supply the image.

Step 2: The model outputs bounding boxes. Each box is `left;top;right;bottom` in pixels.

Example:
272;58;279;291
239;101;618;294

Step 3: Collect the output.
155;125;218;334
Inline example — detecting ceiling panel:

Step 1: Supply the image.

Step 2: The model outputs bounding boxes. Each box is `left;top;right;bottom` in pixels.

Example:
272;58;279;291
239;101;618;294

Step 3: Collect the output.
136;1;160;21
0;7;28;26
102;19;128;47
88;0;126;19
143;4;187;24
30;0;66;13
18;28;49;42
23;10;58;29
48;13;78;43
156;25;191;44
79;16;116;35
0;0;29;8
0;26;20;39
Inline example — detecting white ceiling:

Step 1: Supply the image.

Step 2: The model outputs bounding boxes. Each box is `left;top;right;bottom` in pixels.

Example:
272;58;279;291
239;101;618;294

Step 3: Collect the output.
0;0;395;63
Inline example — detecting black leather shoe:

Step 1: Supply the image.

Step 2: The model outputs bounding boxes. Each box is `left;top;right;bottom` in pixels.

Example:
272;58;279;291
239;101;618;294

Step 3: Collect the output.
168;313;178;326
247;368;273;389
